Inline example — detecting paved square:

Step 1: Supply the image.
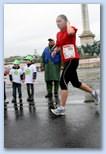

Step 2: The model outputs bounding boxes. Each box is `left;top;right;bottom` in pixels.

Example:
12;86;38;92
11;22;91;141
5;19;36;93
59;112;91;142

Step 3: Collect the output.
4;68;101;148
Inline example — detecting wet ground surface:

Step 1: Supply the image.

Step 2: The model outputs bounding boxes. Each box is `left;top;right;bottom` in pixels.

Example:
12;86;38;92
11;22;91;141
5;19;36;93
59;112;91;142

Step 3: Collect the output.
4;67;101;149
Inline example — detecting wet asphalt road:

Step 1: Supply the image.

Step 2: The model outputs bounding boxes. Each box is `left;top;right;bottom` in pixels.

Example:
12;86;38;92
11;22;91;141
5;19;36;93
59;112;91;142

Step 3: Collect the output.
4;68;101;149
4;103;101;149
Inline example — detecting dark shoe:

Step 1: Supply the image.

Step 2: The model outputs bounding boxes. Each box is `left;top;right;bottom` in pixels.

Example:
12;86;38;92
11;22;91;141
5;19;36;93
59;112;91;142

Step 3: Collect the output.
19;98;23;103
27;96;34;102
14;103;18;110
20;104;23;110
45;94;49;98
27;97;30;102
29;100;35;106
30;96;34;102
48;102;55;109
12;98;16;103
4;99;9;104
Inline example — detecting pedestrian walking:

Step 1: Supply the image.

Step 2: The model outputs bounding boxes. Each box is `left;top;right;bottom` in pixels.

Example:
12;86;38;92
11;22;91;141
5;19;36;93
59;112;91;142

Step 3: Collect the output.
51;14;100;116
9;59;24;110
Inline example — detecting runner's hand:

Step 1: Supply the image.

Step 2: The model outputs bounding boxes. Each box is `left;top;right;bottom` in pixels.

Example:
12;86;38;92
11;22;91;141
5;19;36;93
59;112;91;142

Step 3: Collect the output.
67;21;75;34
51;50;57;57
67;21;71;27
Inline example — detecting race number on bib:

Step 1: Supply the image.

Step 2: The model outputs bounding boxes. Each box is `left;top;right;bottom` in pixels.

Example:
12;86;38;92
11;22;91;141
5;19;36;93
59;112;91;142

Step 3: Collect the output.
63;44;75;60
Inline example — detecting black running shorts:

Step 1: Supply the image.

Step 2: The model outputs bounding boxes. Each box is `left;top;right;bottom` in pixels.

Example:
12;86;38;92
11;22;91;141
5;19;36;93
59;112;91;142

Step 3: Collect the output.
60;59;82;90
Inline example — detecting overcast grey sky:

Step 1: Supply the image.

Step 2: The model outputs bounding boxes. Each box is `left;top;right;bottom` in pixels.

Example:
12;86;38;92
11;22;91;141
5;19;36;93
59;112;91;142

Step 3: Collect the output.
4;4;100;58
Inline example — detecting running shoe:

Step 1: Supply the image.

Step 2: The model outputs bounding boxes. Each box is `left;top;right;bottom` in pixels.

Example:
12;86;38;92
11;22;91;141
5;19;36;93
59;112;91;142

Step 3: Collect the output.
51;106;65;116
92;90;100;105
92;90;100;114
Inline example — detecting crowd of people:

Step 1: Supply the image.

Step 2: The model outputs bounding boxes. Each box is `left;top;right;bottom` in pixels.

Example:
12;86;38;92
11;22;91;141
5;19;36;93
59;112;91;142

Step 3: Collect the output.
4;14;100;116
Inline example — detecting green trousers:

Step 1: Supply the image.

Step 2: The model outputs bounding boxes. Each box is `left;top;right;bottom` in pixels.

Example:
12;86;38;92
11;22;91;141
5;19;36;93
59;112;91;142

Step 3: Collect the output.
46;80;59;96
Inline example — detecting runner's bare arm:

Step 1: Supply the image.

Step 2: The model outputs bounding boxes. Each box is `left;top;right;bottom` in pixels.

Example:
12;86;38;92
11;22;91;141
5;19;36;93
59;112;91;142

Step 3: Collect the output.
67;22;75;35
51;47;61;57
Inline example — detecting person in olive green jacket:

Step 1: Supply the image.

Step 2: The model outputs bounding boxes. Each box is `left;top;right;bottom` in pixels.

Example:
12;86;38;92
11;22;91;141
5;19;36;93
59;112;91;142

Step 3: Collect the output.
42;39;61;105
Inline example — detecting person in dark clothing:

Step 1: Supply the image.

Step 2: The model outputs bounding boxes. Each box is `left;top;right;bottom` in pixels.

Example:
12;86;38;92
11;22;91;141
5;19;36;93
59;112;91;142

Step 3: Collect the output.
9;59;24;109
42;38;61;106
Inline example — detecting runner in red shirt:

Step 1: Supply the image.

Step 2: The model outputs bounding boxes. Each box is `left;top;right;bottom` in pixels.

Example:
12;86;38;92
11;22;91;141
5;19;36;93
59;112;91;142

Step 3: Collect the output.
56;25;80;62
51;14;100;116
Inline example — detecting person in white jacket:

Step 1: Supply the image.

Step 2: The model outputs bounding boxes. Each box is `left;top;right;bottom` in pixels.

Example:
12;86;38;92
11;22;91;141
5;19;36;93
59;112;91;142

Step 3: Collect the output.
23;55;37;104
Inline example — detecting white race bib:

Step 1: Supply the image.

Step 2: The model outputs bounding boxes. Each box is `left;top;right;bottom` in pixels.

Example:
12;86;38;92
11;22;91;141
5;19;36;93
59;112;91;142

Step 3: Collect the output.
63;44;75;59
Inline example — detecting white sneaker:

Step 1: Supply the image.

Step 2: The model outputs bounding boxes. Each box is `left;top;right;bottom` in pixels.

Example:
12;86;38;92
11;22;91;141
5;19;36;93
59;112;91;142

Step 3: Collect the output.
92;90;100;105
51;106;65;116
92;90;100;114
